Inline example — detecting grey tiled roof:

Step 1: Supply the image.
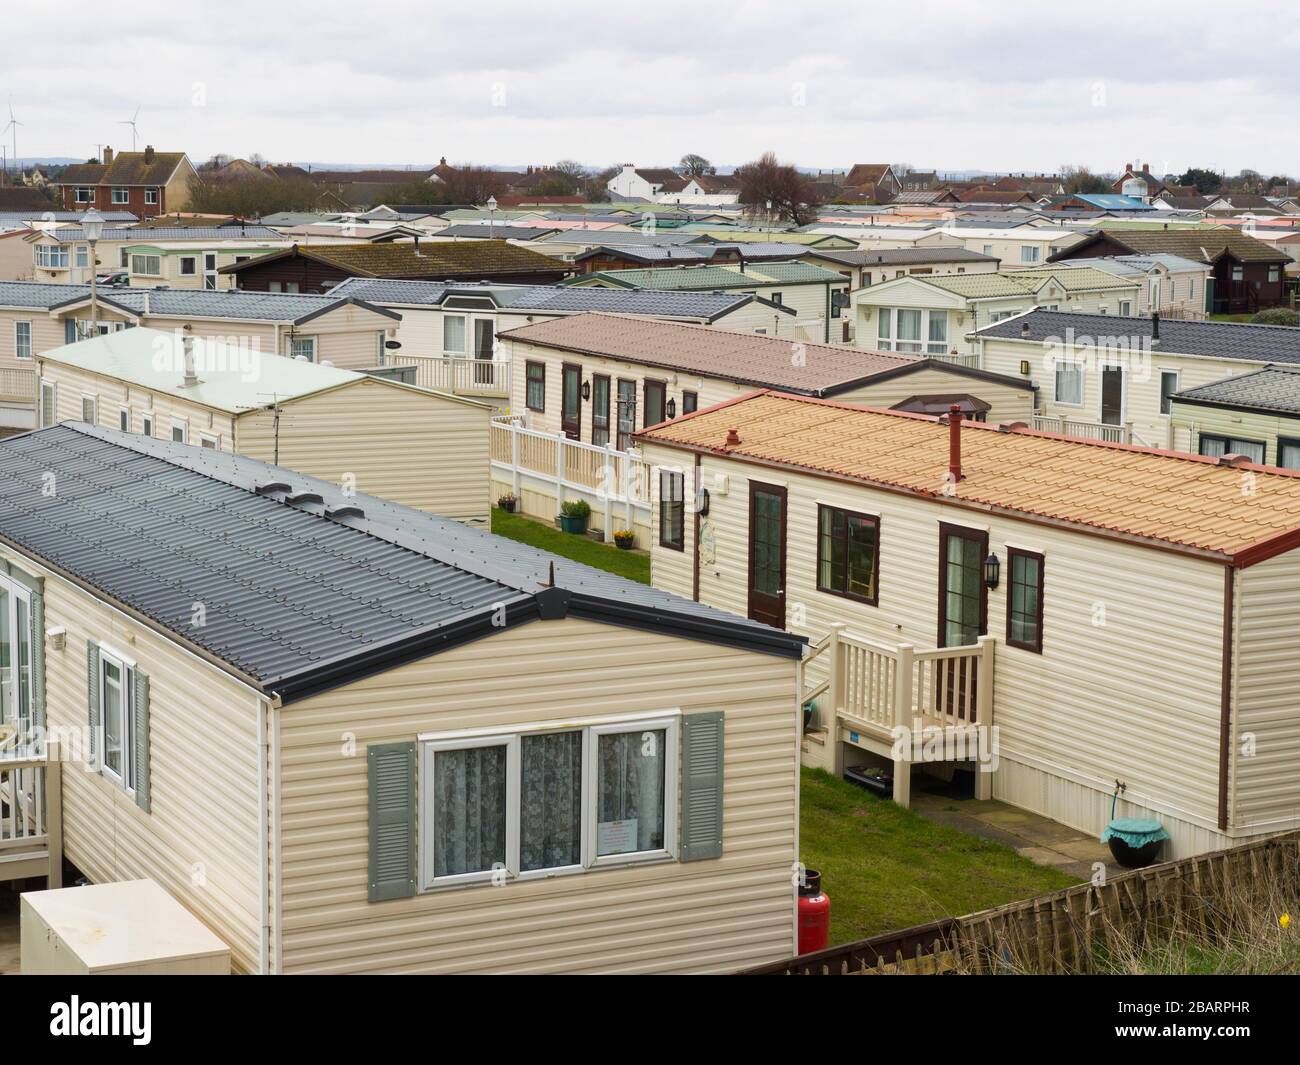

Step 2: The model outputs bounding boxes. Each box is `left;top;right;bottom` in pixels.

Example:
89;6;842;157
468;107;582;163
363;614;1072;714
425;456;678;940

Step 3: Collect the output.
973;309;1300;365
48;225;284;242
0;280;395;323
0;211;137;223
535;230;706;247
0;424;802;701
1172;365;1300;415
327;277;755;320
435;225;559;240
812;247;999;266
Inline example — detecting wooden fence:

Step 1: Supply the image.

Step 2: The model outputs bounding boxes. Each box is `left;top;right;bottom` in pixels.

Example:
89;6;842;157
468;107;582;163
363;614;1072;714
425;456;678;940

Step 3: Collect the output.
741;828;1300;975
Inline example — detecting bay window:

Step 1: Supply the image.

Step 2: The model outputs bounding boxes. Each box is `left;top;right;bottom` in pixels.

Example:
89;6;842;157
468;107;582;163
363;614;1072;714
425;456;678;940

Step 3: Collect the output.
34;245;69;269
876;308;949;354
418;715;679;890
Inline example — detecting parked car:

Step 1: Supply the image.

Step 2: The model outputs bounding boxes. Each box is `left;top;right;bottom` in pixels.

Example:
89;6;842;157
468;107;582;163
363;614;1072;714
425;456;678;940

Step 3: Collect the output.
96;270;129;285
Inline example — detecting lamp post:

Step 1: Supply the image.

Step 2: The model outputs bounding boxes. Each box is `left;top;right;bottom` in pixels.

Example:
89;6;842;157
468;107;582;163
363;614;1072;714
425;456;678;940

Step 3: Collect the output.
81;208;105;336
486;195;498;240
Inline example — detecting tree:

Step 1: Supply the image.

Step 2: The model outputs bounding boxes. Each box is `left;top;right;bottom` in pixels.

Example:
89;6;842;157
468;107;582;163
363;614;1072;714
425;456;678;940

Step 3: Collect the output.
680;154;714;177
1060;164;1110;195
1177;167;1222;194
734;151;822;226
187;175;323;216
583;166;618;202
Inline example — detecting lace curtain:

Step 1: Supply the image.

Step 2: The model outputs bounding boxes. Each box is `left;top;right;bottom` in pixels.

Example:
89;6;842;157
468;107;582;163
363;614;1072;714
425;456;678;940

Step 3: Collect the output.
520;731;583;871
597;729;666;854
433;744;508;877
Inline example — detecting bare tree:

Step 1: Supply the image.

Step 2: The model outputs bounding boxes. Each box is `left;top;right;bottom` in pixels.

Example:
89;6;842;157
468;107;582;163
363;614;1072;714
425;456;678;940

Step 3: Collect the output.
1060;164;1110;195
734;151;822;226
680;153;714;177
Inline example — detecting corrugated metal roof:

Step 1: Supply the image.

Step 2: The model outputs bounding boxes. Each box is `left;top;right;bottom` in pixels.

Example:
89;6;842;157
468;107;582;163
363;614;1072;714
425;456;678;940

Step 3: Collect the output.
975;308;1300;364
1172;365;1300;415
0;424;803;701
637;391;1300;560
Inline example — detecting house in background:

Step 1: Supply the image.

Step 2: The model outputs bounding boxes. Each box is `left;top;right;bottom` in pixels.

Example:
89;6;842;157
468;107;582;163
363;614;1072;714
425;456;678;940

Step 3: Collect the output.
1049;228;1290;313
55;146;199;219
0;422;805;973
842;164;902;203
1051;253;1212;317
972;309;1300;448
636;389;1300;859
606;164;685;201
805;247;1000;291
220;240;571;292
853;266;1140;357
1168;364;1300;469
34;327;492;522
121;237;291;290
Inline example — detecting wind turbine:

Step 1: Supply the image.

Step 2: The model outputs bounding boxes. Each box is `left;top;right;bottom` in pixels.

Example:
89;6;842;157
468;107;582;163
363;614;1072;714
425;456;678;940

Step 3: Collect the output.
2;104;21;180
119;106;141;152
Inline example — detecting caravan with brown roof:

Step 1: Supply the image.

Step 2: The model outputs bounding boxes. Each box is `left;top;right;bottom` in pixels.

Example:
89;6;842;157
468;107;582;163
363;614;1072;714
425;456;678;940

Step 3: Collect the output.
637;389;1300;859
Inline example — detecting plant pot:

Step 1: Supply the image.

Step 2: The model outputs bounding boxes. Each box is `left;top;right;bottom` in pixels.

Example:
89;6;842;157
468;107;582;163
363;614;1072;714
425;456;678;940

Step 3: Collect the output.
614;538;634;551
498;499;516;513
559;514;588;534
1107;837;1163;869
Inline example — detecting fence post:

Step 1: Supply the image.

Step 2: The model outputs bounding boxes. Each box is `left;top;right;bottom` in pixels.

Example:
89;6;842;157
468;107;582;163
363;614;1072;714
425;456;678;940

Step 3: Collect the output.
975;635;995;801
510;422;520;497
826;623;846;777
45;758;63;889
555;432;566;517
624;451;634;531
892;644;914;808
602;443;615;542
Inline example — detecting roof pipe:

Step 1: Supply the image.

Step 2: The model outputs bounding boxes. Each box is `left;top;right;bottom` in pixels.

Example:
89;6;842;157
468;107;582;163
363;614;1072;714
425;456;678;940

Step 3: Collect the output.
948;403;963;483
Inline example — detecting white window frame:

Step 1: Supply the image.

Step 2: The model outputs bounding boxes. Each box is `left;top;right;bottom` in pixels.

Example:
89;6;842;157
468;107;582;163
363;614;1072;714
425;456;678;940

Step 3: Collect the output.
118;406;131;432
0;573;33;730
1159;369;1181;416
14;321;32;360
1053;360;1085;407
39;381;56;428
170;418;188;443
130;253;162;277
144;187;159;205
34;245;69;270
289;335;316;361
1019;245;1040;263
74;187;93;204
203;252;219;291
442;314;467;354
96;642;135;793
198;432;220;449
75;245;89;269
141;412;154;437
80;394;97;423
1118;300;1132;316
876;307;948;354
178;256;197;277
417;711;680;892
111;187;129;205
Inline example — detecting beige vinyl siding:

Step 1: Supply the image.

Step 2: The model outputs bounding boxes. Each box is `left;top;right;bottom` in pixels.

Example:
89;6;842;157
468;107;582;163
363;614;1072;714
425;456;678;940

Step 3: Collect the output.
708;299;802;338
3;547;265;974
235;378;492;521
979;338;1272;448
275;617;798;974
36;359;238;441
643;442;1231;854
1232;546;1300;829
294;304;399;369
1169;401;1300;467
838;367;1035;424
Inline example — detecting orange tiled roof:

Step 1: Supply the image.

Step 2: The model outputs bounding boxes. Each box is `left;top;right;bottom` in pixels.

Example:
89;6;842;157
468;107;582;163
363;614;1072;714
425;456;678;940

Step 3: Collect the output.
636;391;1300;562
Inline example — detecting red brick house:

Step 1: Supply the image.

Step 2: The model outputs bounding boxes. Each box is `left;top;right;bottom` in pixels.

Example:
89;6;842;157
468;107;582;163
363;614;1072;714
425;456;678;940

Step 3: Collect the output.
56;146;198;219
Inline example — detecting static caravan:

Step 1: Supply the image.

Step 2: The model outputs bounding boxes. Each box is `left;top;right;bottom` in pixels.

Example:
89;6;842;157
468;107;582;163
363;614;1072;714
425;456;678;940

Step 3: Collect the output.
1169;364;1300;469
637;390;1300;860
493;313;1037;543
972;309;1300;450
0;424;804;973
35;327;492;522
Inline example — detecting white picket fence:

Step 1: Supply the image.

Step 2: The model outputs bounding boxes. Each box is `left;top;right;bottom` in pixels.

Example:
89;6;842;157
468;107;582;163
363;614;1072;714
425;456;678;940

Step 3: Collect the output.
490;417;652;541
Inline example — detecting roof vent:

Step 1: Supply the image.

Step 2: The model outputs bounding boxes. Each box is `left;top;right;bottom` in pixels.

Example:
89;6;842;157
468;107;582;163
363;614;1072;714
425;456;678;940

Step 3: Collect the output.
254;481;292;495
326;505;365;521
1217;453;1254;468
997;420;1029;432
725;428;741;446
1020;321;1031;337
287;491;325;505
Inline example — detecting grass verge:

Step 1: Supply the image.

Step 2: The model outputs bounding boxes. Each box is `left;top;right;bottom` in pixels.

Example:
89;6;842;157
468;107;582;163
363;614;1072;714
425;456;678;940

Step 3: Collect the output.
490;507;650;584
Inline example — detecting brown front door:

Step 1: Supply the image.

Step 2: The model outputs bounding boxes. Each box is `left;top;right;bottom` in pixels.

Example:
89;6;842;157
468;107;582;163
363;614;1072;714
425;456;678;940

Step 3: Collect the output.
561;363;581;440
644;379;667;428
1100;365;1124;426
748;482;787;628
936;523;987;720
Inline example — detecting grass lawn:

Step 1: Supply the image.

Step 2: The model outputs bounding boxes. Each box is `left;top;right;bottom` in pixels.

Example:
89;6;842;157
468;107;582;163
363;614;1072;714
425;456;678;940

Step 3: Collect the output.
490;507;650;584
1208;313;1256;323
800;768;1079;945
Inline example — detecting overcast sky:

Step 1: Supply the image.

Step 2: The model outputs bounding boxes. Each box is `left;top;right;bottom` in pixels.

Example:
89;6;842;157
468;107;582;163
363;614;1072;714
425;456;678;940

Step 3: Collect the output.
4;1;1299;177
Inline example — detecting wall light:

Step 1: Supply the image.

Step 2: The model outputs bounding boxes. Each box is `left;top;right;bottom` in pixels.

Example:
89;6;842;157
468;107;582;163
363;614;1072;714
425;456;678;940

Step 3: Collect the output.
983;552;1001;590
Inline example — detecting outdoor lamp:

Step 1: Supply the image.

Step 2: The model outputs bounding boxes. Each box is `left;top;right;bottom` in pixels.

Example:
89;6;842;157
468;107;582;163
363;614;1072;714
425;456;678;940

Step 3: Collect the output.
983;552;1000;590
666;397;677;419
81;207;105;244
581;380;590;401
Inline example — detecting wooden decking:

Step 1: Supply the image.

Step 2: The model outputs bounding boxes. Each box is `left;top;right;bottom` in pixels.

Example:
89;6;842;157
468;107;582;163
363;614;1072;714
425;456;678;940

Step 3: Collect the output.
0;753;62;890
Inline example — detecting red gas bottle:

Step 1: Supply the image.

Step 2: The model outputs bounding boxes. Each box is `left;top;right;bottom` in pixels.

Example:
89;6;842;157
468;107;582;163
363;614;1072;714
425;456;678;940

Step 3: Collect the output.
797;868;831;954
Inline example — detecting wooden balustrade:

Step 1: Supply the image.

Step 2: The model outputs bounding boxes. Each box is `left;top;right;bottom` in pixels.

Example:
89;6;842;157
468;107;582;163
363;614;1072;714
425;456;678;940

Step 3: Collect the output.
0;753;62;887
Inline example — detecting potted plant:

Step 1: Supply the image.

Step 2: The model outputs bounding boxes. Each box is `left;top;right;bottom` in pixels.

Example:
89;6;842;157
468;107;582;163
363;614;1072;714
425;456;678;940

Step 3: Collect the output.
558;499;591;534
613;529;636;550
497;493;517;514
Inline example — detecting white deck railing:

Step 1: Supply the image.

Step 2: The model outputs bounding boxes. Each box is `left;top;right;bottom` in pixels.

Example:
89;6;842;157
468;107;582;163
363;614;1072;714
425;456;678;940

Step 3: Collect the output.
400;355;511;397
0;751;63;887
0;367;36;406
490;417;652;539
1031;412;1135;445
927;351;982;369
803;626;996;805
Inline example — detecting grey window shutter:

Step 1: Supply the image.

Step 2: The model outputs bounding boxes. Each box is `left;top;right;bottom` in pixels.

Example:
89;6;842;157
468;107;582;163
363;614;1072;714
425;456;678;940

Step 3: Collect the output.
29;592;45;729
368;742;417;901
87;642;101;767
680;711;725;861
132;669;151;813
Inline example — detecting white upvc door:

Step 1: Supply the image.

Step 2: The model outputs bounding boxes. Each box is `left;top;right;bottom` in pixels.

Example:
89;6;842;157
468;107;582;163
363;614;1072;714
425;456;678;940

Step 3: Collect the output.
0;575;32;730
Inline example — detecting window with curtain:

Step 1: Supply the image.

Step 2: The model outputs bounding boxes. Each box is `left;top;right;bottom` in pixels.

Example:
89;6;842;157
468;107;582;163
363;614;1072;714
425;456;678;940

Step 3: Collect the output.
659;470;684;550
432;742;509;879
1007;549;1044;653
927;312;947;353
443;315;466;353
596;728;666;857
817;505;879;604
15;322;32;360
896;308;923;352
1279;439;1300;471
525;361;545;411
877;307;892;347
519;731;582;872
1054;360;1084;405
1199;434;1265;464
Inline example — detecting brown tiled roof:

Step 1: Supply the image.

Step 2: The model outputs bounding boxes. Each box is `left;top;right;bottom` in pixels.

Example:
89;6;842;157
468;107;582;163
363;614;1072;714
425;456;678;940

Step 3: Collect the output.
222;240;567;279
1086;228;1289;264
308;169;434;184
0;187;54;211
634;168;682;187
58;152;187;188
59;163;107;185
844;164;894;187
954;189;1037;203
637;391;1300;562
498;313;924;395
